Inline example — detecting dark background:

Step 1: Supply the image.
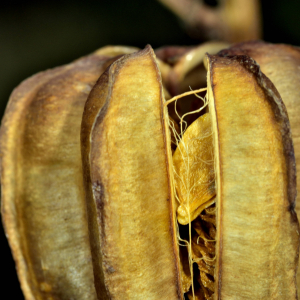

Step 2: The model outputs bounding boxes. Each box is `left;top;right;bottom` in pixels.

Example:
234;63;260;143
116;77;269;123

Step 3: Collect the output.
1;0;300;298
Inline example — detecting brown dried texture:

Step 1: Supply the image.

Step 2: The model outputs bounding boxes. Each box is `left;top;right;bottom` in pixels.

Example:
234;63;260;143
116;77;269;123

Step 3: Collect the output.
197;259;214;277
218;42;300;161
199;271;214;292
219;43;300;207
192;235;215;267
192;210;216;300
219;41;300;290
173;113;215;225
2;41;299;300
179;243;192;293
186;287;205;300
194;218;216;256
81;46;182;299
207;54;299;299
0;47;137;300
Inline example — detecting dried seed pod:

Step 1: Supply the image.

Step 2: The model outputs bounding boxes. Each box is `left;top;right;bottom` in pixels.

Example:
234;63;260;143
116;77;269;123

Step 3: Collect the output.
207;54;298;299
1;42;299;300
81;45;182;299
218;41;300;292
218;41;300;215
0;46;137;299
81;46;298;299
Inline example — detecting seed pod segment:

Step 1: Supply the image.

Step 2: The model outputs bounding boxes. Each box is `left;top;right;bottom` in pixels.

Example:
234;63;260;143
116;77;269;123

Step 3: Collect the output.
81;45;182;300
207;54;299;299
81;44;299;299
218;41;300;222
0;47;137;300
218;41;300;292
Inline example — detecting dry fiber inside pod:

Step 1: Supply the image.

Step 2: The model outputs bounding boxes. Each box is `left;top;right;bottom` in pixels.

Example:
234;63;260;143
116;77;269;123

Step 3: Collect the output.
1;42;299;300
81;45;299;299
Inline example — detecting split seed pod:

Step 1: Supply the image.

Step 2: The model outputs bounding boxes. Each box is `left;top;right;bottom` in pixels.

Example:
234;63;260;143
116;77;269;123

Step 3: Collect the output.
0;46;138;300
218;41;300;292
1;42;299;299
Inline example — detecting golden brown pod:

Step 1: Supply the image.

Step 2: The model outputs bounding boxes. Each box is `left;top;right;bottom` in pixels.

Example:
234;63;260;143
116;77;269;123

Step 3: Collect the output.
0;46;137;300
207;54;298;299
81;46;299;299
81;45;182;300
218;41;300;291
1;42;299;300
218;41;300;213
